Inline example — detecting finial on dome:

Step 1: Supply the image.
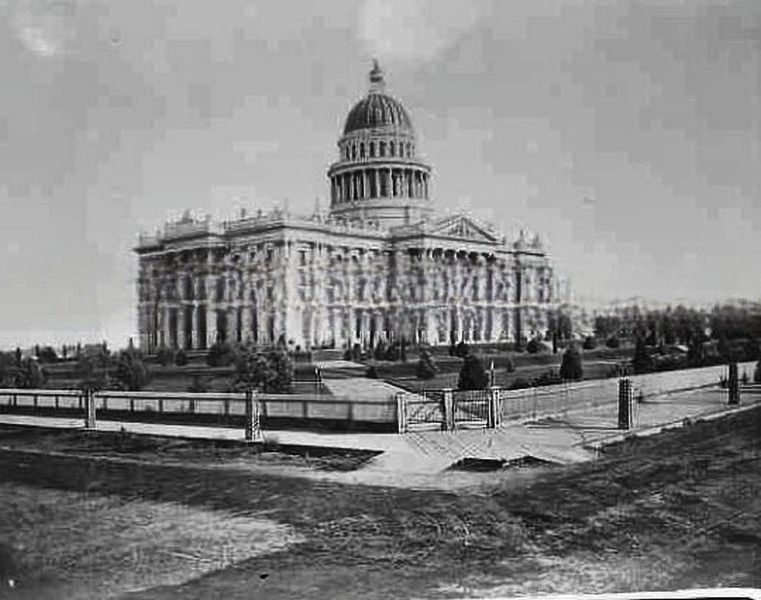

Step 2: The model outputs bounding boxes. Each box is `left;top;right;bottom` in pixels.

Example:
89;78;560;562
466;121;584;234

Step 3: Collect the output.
369;59;385;93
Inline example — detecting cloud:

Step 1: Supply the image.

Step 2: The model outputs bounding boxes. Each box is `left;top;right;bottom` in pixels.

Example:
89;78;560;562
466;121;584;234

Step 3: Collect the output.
11;0;76;58
357;0;484;64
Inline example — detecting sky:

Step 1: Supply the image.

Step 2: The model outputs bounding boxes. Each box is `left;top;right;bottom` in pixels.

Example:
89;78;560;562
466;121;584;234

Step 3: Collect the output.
0;0;759;349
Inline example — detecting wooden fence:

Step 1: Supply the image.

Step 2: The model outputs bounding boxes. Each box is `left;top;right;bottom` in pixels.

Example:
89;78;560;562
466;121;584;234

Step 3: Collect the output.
0;387;398;434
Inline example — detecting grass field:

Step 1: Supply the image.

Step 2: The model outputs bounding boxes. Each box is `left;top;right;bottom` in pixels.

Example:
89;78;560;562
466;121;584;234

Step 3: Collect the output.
1;406;761;599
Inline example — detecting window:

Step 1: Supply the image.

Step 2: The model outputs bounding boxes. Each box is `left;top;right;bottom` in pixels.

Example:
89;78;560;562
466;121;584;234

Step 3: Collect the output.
379;141;385;157
370;142;375;157
351;144;357;160
389;141;395;156
360;143;365;158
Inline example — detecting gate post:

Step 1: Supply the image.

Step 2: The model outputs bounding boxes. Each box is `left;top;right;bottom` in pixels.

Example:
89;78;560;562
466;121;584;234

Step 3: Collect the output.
488;387;501;428
396;392;407;434
728;361;740;405
442;388;454;431
84;388;97;430
244;387;261;442
618;378;631;430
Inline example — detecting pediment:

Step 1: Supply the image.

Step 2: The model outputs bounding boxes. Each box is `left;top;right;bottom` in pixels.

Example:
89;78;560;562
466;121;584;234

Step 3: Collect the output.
428;215;499;243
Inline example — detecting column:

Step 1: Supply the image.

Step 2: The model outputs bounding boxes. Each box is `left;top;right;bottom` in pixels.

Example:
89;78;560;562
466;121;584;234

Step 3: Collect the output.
177;307;186;349
374;169;380;199
191;302;199;349
206;302;217;346
163;306;172;349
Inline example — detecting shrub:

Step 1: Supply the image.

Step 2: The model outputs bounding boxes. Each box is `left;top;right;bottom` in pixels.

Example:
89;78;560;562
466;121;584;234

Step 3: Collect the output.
115;351;149;391
174;349;188;366
526;339;542;354
534;370;563;387
754;360;761;383
76;346;111;391
509;378;533;390
559;344;583;381
504;354;516;373
234;344;294;393
605;336;620;349
454;341;470;358
366;365;379;379
384;342;401;362
155;345;175;367
457;354;488;391
416;349;437;380
206;342;237;367
582;336;596;351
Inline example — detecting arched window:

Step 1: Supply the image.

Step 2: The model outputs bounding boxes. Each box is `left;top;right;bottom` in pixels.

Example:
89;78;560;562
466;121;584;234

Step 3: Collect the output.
351;144;357;160
406;143;411;156
389;141;395;157
379;141;386;157
370;142;375;157
360;143;365;158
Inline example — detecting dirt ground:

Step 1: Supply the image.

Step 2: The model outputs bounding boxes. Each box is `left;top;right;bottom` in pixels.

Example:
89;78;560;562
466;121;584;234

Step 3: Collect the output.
1;407;760;599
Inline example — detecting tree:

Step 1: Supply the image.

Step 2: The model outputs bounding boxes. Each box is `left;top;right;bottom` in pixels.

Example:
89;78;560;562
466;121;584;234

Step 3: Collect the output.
416;349;437;380
38;346;58;363
632;336;654;374
504;354;516;373
76;346;111;391
606;336;620;349
234;344;294;393
559;344;583;381
457;354;489;391
454;340;470;358
114;350;149;391
754;360;761;384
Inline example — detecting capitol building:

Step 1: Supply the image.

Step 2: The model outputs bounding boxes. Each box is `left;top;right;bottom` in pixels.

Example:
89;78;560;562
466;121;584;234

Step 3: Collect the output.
135;62;568;353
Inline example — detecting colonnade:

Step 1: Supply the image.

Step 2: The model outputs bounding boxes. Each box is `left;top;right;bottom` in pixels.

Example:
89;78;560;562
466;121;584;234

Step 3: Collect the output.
330;167;429;204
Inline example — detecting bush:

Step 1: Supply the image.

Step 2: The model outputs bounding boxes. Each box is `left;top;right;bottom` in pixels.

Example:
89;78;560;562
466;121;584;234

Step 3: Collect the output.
207;342;237;367
454;341;470;358
534;370;563;387
234;344;294;393
559;344;583;381
606;336;620;349
457;354;488;391
504;354;516;373
582;336;596;351
115;351;149;391
155;346;175;367
365;365;379;379
509;377;533;390
174;349;188;366
416;349;437;380
754;360;761;383
76;346;111;391
526;339;543;354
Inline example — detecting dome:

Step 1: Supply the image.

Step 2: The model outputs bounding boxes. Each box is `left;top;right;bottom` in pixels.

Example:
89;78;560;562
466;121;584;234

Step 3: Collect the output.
342;61;414;135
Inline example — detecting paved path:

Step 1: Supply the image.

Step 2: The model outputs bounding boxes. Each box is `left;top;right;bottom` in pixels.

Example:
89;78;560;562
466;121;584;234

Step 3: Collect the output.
322;377;411;402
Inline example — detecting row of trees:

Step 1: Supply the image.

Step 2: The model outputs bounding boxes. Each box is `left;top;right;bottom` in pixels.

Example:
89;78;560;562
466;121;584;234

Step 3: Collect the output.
594;303;761;345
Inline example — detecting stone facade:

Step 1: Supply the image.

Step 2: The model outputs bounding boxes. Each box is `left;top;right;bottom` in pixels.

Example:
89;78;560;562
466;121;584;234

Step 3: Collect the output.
134;63;567;352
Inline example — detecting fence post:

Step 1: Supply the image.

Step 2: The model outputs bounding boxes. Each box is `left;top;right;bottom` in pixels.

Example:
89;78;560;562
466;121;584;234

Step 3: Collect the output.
618;378;631;430
84;388;97;430
728;361;740;405
442;388;454;431
488;386;501;428
244;388;261;442
396;392;407;434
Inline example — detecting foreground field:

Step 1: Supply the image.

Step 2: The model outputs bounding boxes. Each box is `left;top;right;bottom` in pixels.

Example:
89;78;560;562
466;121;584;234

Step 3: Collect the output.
1;407;761;599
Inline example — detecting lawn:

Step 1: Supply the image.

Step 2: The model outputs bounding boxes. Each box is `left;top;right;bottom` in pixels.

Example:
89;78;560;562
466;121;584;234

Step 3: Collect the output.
1;405;761;598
